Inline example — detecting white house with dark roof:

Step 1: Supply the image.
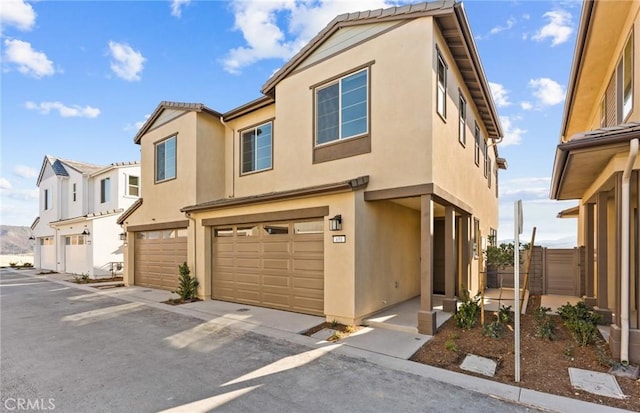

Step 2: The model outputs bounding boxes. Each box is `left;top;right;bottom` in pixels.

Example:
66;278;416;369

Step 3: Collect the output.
32;155;140;277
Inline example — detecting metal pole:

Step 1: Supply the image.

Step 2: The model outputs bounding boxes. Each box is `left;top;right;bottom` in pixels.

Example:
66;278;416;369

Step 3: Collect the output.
514;200;522;383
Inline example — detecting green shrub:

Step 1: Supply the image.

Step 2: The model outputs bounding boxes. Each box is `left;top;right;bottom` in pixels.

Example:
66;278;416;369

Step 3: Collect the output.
445;338;458;352
533;306;555;340
454;290;481;330
173;262;199;300
534;306;552;322
9;262;17;267
498;305;513;323
557;301;601;346
482;320;504;339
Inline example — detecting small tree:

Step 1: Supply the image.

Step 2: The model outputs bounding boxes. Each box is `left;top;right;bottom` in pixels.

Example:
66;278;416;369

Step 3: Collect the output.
173;262;199;301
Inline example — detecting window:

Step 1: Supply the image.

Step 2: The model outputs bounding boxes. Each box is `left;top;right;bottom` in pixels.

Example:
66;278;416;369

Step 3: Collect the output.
600;97;606;128
489;228;497;247
127;175;139;196
155;136;176;182
294;220;324;234
44;189;51;210
488;161;492;188
458;93;466;145
40;237;53;246
100;178;110;203
483;139;489;178
241;122;273;174
619;33;633;120
474;123;481;166
473;218;480;258
72;183;77;202
436;48;447;119
316;68;368;145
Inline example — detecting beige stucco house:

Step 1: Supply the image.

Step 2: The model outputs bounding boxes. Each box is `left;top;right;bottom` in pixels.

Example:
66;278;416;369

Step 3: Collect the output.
550;0;640;362
119;1;504;335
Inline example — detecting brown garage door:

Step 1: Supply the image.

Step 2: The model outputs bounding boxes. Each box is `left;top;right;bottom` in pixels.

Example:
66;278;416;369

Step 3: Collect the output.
213;220;324;315
134;229;187;291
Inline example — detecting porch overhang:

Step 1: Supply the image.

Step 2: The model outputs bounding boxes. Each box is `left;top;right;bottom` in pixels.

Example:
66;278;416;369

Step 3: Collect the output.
550;122;640;200
556;205;579;219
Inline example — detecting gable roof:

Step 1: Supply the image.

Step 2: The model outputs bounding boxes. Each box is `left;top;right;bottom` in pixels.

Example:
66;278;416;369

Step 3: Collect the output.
260;0;501;139
36;155;103;186
117;198;143;225
133;101;222;144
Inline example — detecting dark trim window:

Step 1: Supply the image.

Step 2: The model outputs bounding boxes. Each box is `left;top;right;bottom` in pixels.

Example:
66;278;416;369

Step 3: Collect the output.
489;228;497;246
316;68;368;145
483;139;489;178
127;175;139;196
241;121;273;174
436;47;447;119
458;93;466;145
72;183;76;202
474;123;481;166
488;161;492;188
100;177;110;203
473;218;480;258
44;189;51;210
155;136;176;183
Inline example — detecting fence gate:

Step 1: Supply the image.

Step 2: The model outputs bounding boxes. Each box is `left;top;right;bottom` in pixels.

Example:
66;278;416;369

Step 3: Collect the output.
544;248;579;296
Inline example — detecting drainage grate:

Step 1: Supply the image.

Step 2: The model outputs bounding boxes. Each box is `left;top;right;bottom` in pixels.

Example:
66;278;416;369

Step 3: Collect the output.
236;308;250;312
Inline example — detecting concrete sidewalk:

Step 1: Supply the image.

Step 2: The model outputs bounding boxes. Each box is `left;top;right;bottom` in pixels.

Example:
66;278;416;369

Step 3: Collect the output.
14;268;630;413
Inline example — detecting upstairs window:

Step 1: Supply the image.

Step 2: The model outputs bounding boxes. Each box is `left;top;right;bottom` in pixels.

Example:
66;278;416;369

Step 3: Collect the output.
127;175;139;196
44;189;51;210
483;139;489;178
458;93;466;145
316;68;368;145
155;136;176;183
72;183;77;202
619;33;633;121
474;123;481;166
241;122;273;174
436;48;447;119
100;178;110;203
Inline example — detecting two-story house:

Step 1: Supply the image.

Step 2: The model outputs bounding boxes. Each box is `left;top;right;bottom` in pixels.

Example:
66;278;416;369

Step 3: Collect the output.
32;155;140;277
119;1;504;335
550;0;639;363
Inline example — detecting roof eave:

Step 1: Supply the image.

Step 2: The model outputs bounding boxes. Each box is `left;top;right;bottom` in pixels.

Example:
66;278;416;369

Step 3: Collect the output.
133;102;222;144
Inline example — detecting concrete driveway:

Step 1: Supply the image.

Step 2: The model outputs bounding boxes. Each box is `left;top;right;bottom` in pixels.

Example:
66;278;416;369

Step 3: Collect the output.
0;268;534;413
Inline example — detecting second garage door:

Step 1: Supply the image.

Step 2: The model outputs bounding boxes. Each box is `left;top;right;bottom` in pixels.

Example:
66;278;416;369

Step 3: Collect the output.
134;229;187;291
212;219;324;315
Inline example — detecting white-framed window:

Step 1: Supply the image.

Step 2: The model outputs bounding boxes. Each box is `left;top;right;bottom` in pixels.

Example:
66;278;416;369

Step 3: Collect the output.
436;47;447;119
474;123;481;166
155;136;176;182
315;68;368;145
241;121;273;174
40;237;53;246
72;183;77;202
100;177;110;203
458;93;466;145
127;175;139;196
44;189;51;210
618;32;633;121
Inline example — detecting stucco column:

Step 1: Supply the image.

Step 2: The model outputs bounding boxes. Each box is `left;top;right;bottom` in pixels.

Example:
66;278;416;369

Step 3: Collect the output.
459;215;470;292
442;206;457;313
584;203;596;306
596;190;611;323
418;194;437;335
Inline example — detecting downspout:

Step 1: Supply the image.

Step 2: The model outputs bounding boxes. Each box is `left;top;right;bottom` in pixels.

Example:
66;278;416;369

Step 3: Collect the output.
185;212;198;296
621;138;639;364
219;116;235;198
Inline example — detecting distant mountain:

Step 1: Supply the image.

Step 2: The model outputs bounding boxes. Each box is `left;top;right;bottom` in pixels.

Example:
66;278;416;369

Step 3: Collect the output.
0;225;35;255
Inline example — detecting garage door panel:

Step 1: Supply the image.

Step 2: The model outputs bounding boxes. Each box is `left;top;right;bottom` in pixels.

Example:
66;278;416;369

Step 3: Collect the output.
134;232;187;291
212;220;324;316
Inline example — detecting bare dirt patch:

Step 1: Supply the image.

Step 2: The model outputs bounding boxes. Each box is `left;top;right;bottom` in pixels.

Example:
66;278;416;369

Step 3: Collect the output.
409;295;640;411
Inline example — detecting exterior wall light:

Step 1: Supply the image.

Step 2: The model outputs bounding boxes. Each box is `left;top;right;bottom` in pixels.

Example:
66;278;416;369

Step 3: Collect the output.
28;236;35;240
82;229;90;236
329;215;342;231
119;232;127;241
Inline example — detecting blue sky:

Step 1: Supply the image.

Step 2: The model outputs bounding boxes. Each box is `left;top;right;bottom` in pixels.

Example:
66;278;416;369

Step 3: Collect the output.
1;0;580;246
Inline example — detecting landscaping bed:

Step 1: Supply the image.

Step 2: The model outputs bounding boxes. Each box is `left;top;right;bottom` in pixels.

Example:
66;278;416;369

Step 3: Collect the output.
409;295;640;411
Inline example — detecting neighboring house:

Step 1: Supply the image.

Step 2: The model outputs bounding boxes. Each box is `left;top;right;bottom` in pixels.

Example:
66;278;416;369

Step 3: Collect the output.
119;1;505;335
550;0;640;362
32;155;140;277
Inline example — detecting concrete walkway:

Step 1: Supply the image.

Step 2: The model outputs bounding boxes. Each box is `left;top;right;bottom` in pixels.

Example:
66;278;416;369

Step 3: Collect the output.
13;269;630;413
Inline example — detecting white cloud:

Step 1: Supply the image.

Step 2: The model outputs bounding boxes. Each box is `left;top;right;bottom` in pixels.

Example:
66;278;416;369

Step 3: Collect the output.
529;77;565;106
5;188;38;201
499;116;526;147
0;0;36;31
108;41;145;81
520;101;533;110
489;17;516;35
25;101;101;118
124;114;151;132
0;177;13;190
223;0;397;74
13;165;38;179
489;82;511;108
532;10;573;46
3;39;54;78
499;176;550;198
171;0;190;18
